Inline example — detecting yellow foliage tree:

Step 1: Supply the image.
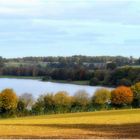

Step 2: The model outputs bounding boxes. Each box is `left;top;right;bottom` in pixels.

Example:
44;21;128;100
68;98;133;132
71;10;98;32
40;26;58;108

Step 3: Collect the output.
0;89;18;111
93;88;111;105
54;91;72;113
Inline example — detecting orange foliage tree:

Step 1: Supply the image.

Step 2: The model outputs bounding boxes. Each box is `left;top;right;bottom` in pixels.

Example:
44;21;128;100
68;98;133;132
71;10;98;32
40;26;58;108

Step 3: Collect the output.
111;86;133;106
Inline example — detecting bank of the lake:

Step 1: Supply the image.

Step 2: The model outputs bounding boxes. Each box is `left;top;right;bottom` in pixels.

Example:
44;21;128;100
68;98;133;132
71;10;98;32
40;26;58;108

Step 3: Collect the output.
0;75;42;80
0;76;89;85
48;80;89;85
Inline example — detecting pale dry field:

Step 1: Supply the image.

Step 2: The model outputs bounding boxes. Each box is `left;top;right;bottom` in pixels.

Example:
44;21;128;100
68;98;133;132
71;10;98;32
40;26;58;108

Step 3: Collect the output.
0;109;140;139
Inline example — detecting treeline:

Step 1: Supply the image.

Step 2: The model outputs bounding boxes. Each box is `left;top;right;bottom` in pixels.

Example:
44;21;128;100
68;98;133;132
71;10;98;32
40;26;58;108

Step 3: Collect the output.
90;67;140;86
1;55;140;69
0;82;140;118
0;66;140;87
5;55;139;65
0;56;140;87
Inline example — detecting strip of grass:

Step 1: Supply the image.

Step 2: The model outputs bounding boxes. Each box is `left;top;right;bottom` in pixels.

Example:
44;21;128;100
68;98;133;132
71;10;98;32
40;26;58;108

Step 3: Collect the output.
49;80;89;85
0;109;140;139
0;75;42;80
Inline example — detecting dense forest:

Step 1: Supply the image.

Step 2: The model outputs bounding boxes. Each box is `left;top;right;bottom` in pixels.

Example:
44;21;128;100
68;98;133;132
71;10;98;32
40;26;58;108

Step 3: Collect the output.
0;56;140;87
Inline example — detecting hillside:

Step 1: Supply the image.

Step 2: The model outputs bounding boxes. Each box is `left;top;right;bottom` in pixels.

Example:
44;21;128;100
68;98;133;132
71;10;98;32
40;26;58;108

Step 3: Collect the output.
0;109;140;139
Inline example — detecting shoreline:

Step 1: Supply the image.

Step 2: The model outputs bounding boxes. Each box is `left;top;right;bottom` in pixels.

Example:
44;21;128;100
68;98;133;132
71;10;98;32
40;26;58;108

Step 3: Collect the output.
0;76;89;85
0;76;115;88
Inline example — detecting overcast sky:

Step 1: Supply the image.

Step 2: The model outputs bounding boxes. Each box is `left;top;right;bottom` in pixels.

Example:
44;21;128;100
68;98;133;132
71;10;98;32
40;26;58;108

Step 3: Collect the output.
0;0;140;58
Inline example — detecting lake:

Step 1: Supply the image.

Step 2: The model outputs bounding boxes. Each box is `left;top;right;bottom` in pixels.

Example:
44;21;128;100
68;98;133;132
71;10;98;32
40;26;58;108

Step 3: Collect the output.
0;78;112;98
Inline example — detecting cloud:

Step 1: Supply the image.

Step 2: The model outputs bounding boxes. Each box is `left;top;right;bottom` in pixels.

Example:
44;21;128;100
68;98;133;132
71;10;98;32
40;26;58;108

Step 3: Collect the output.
0;0;139;57
0;0;40;7
0;0;43;18
0;0;140;24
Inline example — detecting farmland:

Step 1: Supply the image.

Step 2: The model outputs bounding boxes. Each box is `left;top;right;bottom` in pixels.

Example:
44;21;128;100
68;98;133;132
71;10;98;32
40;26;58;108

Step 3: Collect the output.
0;109;140;139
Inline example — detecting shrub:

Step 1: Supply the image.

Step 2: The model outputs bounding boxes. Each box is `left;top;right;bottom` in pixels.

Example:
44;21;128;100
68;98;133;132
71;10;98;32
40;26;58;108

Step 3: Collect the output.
90;78;99;86
42;76;52;81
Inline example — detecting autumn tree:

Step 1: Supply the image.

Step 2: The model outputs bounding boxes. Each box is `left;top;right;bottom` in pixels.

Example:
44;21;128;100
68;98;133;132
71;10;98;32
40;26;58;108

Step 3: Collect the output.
0;89;18;115
72;90;89;111
92;88;111;106
54;91;72;113
19;93;34;110
111;86;133;107
131;82;140;108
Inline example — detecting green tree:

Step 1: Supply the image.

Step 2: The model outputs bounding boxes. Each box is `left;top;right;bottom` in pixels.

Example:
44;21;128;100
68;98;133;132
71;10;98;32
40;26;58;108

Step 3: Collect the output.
118;78;132;86
0;56;4;68
44;94;55;113
17;100;26;112
32;95;45;115
106;62;117;70
131;82;140;108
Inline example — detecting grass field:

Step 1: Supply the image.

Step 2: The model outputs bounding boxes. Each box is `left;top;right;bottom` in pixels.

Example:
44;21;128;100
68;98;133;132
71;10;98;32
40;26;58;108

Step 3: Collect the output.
0;109;140;139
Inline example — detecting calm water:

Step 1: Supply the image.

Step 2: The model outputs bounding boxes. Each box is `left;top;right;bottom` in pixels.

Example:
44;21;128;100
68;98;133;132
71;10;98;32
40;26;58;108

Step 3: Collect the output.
0;78;111;98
